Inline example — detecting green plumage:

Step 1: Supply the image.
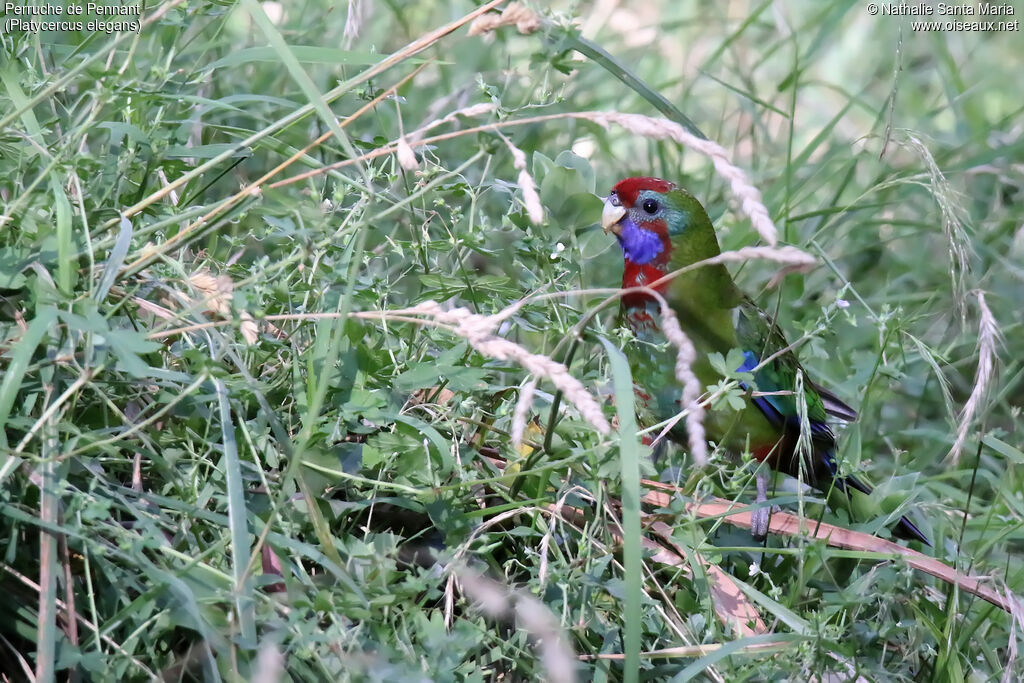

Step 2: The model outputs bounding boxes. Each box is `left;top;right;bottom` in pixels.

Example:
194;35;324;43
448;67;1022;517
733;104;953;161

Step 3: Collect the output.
605;176;927;543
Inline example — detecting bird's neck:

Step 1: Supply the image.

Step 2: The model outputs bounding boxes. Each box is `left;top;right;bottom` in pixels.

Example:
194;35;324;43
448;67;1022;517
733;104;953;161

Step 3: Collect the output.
668;268;741;353
622;214;742;351
622;261;740;354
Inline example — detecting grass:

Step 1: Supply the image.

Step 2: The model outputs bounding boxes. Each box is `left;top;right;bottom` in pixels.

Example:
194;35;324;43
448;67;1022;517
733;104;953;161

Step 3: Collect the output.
1;0;1022;680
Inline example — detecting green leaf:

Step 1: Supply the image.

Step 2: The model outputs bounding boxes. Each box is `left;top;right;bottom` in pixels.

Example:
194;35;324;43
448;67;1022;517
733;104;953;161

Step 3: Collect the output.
553;150;596;194
213;378;256;645
95;213;132;303
59;309;160;378
708;351;728;376
393;414;451;468
393;363;488;392
0;306;56;455
538;152;602;230
983;435;1024;465
0;246;28;289
577;224;616;260
95;121;151;146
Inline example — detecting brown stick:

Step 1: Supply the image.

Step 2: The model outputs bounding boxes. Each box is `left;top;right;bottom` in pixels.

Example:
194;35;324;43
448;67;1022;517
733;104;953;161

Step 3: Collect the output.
641;479;1019;614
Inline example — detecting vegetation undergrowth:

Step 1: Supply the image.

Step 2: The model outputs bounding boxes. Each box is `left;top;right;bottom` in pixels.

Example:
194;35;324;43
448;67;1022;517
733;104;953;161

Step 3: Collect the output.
1;1;1021;680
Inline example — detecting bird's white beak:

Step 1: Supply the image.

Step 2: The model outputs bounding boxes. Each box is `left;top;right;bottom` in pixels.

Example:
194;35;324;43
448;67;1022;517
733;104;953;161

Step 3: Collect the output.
602;199;626;235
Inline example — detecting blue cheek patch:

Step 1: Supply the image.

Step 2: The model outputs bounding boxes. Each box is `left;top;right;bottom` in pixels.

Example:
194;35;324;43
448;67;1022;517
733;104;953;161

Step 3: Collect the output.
617;217;664;264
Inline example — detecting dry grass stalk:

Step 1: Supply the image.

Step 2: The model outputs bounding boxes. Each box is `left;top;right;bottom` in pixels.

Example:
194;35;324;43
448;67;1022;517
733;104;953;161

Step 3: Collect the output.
1001;584;1024;683
116;1;504;273
189;270;259;343
411;103;498;144
518;247;816;313
697;245;816;267
251;642;285;683
444;506;551;632
279;110;779;236
133;295;178;322
948;290;1001;463
513;596;578;683
467;2;541;36
582;112;778;245
900;131;972;311
502;135;544;224
343;0;367;48
510;377;538;450
538;486;595;585
2;564;159;677
393;301;610;435
395;135;419;171
650;296;707;466
647;521;767;637
549;495;765;642
454;565;577;683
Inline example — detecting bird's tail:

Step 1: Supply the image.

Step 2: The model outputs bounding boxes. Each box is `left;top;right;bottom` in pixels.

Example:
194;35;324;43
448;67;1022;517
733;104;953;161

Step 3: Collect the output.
839;474;931;546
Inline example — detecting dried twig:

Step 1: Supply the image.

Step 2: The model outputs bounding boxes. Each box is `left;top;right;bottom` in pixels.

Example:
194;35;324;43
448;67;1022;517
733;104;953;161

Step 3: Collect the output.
643;479;1020;614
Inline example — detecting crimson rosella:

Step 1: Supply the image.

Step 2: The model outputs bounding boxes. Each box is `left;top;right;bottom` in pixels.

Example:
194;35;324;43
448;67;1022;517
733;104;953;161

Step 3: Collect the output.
601;176;928;544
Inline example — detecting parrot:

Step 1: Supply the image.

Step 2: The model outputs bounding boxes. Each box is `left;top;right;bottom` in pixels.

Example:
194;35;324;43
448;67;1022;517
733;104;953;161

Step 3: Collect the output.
600;176;929;545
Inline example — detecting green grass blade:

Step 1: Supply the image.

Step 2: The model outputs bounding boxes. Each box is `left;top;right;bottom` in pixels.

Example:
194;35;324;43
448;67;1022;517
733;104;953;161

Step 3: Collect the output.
95;214;133;303
600;337;642;683
670;634;807;682
0;307;57;456
239;0;369;188
214;378;257;645
1;67;77;294
206;46;432;70
567;34;706;140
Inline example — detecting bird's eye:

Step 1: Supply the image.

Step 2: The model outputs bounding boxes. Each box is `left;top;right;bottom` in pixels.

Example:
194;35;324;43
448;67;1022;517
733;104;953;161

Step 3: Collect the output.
642;199;659;214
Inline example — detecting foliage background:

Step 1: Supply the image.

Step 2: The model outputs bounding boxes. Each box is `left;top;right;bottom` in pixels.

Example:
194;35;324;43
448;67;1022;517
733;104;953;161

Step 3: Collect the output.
0;0;1022;680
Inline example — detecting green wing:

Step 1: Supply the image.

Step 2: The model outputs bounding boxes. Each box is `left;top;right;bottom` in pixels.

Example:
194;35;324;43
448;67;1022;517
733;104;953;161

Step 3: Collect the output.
734;299;856;429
